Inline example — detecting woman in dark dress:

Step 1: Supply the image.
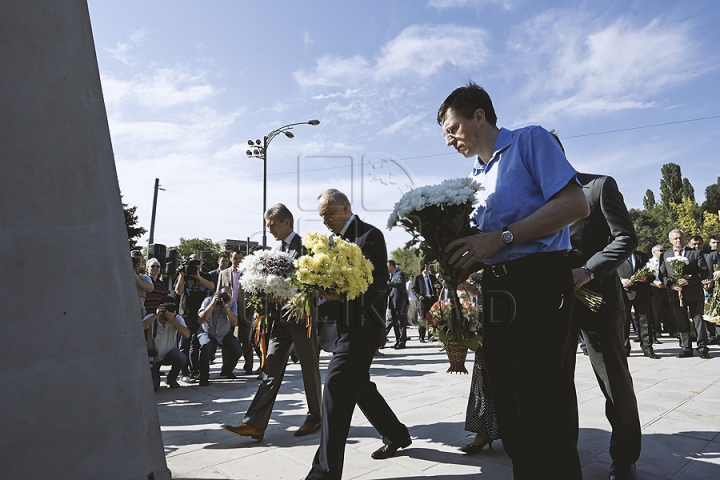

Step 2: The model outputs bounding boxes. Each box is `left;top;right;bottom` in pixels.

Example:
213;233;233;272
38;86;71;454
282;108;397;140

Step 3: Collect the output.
461;272;500;454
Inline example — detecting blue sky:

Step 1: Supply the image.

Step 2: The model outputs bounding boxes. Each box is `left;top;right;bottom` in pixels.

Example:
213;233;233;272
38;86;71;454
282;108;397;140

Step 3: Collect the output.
87;0;720;254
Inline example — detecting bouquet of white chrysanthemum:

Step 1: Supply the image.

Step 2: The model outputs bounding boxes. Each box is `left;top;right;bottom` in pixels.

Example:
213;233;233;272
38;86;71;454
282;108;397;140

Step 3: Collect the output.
388;178;482;346
239;249;298;313
284;232;374;332
704;287;720;325
666;256;691;306
630;262;658;283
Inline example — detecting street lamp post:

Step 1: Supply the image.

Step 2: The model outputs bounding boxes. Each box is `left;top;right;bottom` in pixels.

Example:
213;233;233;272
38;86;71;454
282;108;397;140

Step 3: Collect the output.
246;119;320;249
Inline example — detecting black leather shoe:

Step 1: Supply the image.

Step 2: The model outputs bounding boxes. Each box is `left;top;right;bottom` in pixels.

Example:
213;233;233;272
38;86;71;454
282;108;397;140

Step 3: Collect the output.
419;338;426;343
371;437;412;459
642;348;659;359
677;349;693;358
460;437;493;454
393;344;406;349
699;351;711;359
609;462;636;480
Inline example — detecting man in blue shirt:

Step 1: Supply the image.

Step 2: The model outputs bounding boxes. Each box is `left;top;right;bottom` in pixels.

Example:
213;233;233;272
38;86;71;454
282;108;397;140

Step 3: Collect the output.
438;82;589;480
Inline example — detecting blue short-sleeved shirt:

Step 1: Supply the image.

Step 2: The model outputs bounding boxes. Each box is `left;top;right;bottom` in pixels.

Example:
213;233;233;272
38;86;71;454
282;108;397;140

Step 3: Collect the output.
471;126;578;265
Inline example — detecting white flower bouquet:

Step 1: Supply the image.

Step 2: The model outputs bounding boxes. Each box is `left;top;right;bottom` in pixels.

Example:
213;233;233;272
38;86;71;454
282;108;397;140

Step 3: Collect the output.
630;262;658;283
666;256;690;306
239;249;298;313
388;178;482;345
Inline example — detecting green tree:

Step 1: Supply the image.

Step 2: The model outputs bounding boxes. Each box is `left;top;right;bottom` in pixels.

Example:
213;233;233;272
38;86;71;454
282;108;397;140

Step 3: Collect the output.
629;207;670;254
659;163;683;208
172;237;221;272
670;197;701;236
681;178;695;204
701;211;720;241
123;196;147;250
390;247;422;276
642;189;656;211
702;177;720;215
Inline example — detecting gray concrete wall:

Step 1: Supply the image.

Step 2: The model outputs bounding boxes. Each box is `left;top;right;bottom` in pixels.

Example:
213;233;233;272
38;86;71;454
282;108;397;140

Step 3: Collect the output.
0;1;170;478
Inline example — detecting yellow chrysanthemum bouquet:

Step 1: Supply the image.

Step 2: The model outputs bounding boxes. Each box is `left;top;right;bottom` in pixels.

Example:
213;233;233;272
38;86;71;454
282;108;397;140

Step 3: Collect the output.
284;231;374;335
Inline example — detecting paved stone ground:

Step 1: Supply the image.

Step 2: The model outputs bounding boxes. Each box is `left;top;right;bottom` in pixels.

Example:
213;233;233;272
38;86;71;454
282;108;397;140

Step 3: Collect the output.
157;327;720;479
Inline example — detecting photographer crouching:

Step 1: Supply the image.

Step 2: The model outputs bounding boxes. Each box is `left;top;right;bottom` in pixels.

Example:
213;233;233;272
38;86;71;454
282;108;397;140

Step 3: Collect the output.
174;254;215;381
197;286;244;386
143;296;191;391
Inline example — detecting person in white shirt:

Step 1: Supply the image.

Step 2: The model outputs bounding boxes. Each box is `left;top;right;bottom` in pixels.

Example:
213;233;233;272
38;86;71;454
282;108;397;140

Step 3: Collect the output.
143;296;191;391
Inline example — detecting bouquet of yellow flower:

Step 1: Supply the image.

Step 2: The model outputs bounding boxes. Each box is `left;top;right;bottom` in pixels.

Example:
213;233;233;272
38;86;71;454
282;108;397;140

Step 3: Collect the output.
284;231;374;334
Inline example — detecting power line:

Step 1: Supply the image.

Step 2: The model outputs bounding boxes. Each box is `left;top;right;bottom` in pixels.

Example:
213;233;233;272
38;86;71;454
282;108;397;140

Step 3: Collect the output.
562;115;720;139
163;114;720;186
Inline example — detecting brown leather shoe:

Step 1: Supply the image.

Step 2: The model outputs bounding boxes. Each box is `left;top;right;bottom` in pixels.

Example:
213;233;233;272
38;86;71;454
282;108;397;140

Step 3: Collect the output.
294;421;321;437
222;423;264;440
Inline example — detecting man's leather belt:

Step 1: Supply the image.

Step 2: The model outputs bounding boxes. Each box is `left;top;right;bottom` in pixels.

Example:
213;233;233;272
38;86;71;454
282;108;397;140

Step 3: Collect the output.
485;251;567;278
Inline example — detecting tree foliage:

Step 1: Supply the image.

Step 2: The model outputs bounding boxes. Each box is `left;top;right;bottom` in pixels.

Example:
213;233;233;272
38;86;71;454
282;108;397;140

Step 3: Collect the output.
681;178;695;204
390;247;422;276
171;237;221;272
123;197;147;250
642;189;656;211
702;177;720;215
659;163;683;208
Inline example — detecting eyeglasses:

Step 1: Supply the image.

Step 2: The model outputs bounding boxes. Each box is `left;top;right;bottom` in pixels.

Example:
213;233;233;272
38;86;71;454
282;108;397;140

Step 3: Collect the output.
442;123;459;139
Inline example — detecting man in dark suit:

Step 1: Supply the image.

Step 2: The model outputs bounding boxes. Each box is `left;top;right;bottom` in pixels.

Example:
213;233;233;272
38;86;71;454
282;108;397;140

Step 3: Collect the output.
385;260;408;349
689;235;719;344
617;250;657;358
569;173;642;480
307;189;410;480
660;229;711;358
223;204;322;440
411;263;438;343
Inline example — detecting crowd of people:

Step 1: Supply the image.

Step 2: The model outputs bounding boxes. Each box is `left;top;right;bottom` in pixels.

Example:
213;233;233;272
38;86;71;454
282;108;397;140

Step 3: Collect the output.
129;82;720;480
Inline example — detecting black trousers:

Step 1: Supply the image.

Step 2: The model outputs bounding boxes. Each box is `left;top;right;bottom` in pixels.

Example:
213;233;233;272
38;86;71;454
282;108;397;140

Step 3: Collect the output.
309;327;409;480
623;294;652;352
672;299;708;352
574;303;641;466
417;296;436;340
650;286;677;335
386;303;407;346
483;252;581;480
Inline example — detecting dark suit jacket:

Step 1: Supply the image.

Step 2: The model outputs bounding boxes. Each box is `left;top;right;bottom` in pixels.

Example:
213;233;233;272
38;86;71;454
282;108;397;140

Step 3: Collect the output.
387;268;408;311
616;251;651;302
317;216;388;353
270;232;307;333
411;273;438;301
658;247;709;303
703;249;719;280
568;173;638;315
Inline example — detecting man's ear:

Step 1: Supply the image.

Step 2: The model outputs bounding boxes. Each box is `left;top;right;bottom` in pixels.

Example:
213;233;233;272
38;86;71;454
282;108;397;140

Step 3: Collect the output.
473;108;485;123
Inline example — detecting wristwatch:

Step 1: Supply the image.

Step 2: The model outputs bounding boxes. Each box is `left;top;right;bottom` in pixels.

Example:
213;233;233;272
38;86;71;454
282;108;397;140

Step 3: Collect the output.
501;226;514;245
582;265;595;280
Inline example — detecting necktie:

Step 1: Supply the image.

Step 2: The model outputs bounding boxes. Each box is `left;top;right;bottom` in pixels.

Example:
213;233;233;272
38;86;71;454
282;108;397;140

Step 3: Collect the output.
281;241;287;252
425;275;433;296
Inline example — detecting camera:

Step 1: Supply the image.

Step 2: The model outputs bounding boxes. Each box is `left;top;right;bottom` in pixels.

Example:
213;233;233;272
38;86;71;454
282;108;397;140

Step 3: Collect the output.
220;292;230;302
165;303;177;313
177;259;201;275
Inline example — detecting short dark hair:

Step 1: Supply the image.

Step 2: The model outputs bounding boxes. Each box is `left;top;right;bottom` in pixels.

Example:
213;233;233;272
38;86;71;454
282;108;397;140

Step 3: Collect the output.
437;81;497;127
265;203;294;226
387;260;397;267
161;295;175;304
689;234;703;243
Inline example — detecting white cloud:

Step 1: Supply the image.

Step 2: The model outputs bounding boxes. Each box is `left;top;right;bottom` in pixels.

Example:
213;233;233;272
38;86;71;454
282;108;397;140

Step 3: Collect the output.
102;65;220;109
509;13;704;122
303;31;314;48
293;24;489;87
427;0;515;10
380;114;427;136
107;29;145;66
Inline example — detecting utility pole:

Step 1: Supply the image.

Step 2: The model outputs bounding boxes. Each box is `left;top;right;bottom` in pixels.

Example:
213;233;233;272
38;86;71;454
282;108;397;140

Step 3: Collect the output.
148;178;162;245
